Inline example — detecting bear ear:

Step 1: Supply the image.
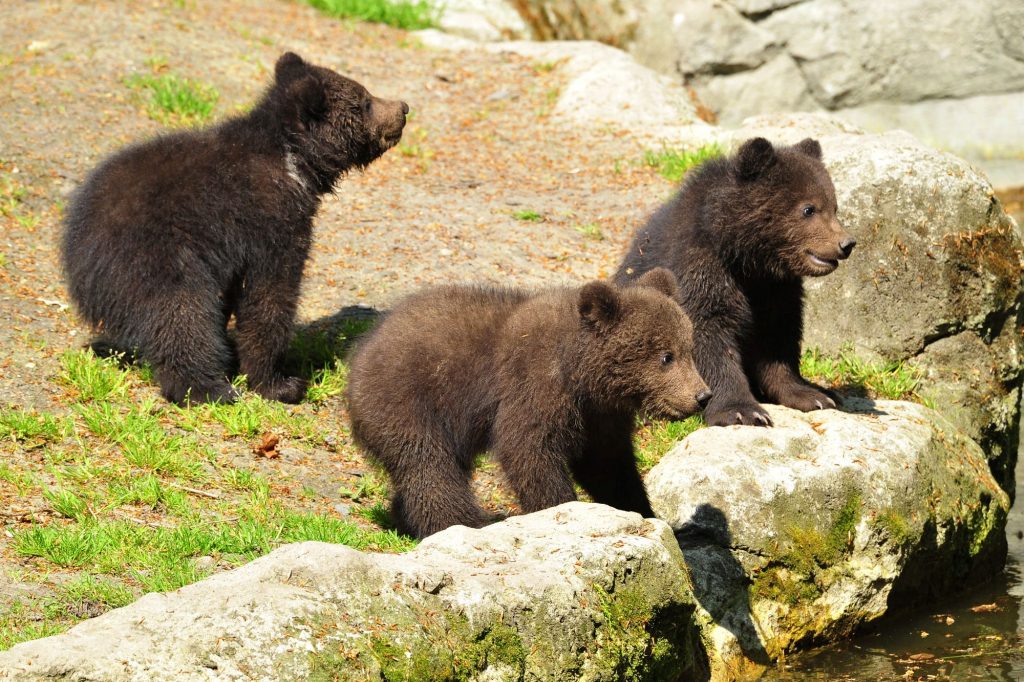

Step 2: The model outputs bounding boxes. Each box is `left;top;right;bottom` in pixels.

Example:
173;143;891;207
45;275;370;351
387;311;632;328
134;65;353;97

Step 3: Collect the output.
578;281;621;329
794;137;822;160
286;75;328;125
635;267;678;300
275;52;309;85
735;137;776;182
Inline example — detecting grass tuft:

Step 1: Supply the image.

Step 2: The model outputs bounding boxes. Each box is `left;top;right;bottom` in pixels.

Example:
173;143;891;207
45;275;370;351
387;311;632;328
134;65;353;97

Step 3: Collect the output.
0;408;72;445
635;415;705;472
43;488;90;521
124;73;219;127
302;0;437;29
642;143;722;183
58;350;132;402
512;209;543;222
800;347;924;402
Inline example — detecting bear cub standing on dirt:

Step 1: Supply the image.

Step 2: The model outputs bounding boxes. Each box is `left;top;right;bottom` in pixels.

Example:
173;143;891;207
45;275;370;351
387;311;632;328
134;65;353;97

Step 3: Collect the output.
346;269;711;539
616;137;856;427
61;52;407;404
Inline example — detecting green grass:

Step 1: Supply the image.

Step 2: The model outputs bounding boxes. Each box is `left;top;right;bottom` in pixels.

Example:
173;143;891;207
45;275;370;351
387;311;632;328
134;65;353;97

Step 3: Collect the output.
0;408;72;445
42;488;89;521
175;392;316;441
0;172;27;218
0;324;416;650
302;0;437;29
635;415;705;472
339;469;389;503
576;222;604;241
306;359;349;403
13;502;413;582
58;350;132;402
642;143;722;183
124;73;219;127
800;347;924;402
512;209;543;222
0;462;38;495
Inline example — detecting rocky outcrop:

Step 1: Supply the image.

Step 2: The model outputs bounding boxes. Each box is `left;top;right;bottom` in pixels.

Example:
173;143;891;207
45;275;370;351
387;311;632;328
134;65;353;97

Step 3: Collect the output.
493;0;1024;161
646;399;1011;680
0;504;705;681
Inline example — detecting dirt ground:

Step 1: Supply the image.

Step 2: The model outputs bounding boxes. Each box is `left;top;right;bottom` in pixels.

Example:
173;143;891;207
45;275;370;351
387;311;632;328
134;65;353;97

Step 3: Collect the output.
0;0;675;400
0;0;682;636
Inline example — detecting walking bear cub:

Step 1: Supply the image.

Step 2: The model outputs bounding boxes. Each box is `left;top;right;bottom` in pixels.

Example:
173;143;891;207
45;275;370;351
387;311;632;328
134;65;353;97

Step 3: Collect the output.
61;52;407;404
346;268;711;539
616;137;856;427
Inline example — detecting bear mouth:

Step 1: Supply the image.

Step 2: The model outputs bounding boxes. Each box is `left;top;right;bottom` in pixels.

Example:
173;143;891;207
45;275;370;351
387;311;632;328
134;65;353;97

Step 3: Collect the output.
380;130;404;150
645;399;697;421
806;251;839;274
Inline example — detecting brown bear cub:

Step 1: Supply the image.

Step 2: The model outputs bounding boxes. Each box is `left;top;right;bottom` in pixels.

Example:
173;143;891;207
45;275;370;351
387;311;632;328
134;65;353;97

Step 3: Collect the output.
346;268;711;539
616;137;856;427
61;52;407;404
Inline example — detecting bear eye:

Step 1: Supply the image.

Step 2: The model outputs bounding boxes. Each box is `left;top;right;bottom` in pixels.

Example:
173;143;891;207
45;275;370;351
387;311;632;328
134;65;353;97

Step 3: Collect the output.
660;352;674;366
363;99;373;114
802;205;816;218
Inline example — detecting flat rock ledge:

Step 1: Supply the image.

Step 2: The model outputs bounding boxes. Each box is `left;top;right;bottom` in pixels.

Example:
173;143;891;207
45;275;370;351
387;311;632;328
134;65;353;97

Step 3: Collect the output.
0;504;705;682
0;401;1007;681
646;398;1010;681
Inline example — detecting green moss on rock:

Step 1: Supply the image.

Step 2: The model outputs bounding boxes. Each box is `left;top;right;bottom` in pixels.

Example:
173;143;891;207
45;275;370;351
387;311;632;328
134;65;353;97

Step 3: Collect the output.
307;610;526;682
591;582;696;681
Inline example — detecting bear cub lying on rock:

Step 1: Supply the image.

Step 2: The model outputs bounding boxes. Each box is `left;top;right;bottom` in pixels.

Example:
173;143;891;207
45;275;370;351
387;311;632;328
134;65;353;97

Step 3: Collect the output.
62;52;407;404
347;268;710;539
617;137;856;427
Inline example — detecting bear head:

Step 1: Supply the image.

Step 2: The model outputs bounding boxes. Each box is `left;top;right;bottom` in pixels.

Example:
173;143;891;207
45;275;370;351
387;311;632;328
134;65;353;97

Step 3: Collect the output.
729;137;856;279
576;268;710;419
271;52;408;188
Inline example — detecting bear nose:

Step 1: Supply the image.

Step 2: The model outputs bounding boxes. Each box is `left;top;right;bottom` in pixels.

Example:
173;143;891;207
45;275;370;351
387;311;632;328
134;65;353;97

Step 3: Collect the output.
400;101;409;116
838;237;857;258
695;389;713;407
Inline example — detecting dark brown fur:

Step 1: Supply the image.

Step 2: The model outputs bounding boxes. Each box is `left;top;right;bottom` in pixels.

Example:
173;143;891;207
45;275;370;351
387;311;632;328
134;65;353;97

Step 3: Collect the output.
616;138;856;427
61;52;407;404
346;269;710;539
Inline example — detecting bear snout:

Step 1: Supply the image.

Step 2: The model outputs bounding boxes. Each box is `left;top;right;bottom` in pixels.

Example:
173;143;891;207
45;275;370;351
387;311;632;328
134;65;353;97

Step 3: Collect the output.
374;97;408;147
838;236;857;259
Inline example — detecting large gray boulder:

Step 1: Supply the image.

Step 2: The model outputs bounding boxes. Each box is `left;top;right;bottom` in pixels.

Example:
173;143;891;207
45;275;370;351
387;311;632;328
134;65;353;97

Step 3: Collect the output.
646;399;1011;681
719;116;1024;495
431;0;530;42
758;0;1024;109
497;0;1024;159
0;504;705;681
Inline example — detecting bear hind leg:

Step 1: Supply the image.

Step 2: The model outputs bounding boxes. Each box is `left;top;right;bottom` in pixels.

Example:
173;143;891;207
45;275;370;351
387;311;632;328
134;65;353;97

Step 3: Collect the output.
143;299;238;405
386;451;485;540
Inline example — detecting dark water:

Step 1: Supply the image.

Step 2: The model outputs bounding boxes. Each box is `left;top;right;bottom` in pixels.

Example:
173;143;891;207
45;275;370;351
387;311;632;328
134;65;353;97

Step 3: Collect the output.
764;430;1024;681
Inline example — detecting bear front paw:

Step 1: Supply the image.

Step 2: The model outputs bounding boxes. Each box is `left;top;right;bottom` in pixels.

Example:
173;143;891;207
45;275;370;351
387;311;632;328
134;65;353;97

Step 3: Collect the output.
705;402;773;427
255;375;308;404
776;384;840;412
